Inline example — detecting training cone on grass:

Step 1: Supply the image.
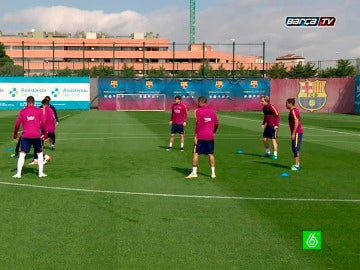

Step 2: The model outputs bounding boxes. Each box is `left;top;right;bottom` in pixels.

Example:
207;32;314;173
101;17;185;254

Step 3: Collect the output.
281;172;289;177
236;150;243;154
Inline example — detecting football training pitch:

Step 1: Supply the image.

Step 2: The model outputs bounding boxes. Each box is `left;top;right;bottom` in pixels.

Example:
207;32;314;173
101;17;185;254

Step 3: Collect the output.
0;110;359;269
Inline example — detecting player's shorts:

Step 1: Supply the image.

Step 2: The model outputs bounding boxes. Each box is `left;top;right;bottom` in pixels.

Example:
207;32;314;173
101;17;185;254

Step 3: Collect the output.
47;132;55;141
291;133;303;157
263;125;277;139
171;124;184;134
194;140;214;155
19;137;43;154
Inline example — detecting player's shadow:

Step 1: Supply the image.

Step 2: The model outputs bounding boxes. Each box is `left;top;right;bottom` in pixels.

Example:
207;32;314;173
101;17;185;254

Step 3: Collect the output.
10;166;38;175
238;152;263;157
171;167;208;177
253;160;290;169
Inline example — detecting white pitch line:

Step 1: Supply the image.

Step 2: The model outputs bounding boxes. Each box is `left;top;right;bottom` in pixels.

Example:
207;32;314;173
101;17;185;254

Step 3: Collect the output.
220;114;360;136
0;181;359;203
59;114;71;120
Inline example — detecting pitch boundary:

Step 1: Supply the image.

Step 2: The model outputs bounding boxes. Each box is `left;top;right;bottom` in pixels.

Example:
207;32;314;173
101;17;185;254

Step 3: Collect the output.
0;181;359;203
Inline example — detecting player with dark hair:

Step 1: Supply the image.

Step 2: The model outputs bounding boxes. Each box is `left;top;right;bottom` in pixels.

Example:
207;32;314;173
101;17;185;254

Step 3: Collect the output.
260;95;280;160
186;96;219;179
28;98;52;165
44;95;59;150
167;95;188;151
286;98;303;171
12;96;47;178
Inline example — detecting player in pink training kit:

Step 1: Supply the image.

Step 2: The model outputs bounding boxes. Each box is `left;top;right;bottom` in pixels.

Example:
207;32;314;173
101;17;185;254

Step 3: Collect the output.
29;98;55;165
41;98;55;163
186;96;219;179
286;98;303;171
167;95;188;151
260;95;280;160
12;96;47;178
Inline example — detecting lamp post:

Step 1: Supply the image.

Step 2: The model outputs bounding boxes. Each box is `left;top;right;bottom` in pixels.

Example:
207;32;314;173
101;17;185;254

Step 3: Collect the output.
230;39;235;79
27;59;30;76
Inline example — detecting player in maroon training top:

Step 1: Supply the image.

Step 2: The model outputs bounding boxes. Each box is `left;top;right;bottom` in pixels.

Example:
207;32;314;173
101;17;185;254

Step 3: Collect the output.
286;98;303;171
186;96;219;179
260;96;280;160
167;95;188;151
12;96;47;178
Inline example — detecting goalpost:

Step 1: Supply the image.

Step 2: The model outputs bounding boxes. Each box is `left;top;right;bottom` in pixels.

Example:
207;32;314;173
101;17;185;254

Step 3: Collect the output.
116;94;166;111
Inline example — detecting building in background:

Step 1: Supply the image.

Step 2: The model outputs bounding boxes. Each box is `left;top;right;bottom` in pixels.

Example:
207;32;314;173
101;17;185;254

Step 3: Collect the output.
275;53;305;69
0;30;265;76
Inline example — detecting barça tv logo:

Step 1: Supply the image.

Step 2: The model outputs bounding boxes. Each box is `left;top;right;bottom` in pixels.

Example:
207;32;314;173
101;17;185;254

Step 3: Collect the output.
146;80;153;89
180;81;188;89
298;80;327;112
110;80;118;88
215;81;223;89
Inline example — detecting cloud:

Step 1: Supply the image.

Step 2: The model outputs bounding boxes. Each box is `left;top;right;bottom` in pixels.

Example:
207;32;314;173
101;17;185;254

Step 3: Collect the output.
2;6;148;35
0;2;359;62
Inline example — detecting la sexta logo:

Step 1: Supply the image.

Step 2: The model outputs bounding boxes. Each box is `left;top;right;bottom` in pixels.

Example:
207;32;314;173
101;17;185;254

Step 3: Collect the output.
285;17;336;27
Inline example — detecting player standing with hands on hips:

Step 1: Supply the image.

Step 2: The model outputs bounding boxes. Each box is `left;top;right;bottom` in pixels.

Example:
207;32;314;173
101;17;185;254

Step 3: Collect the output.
186;96;219;179
260;95;280;160
167;95;188;151
12;96;48;178
286;98;303;171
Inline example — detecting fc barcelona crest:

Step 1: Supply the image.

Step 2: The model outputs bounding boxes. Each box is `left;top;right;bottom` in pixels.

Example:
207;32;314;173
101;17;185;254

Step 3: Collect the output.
180;81;188;89
250;80;258;88
110;80;118;88
215;80;223;89
146;80;153;89
298;80;327;112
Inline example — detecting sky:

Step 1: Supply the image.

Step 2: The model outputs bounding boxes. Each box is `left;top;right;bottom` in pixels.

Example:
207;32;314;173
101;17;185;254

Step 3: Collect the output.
0;0;359;61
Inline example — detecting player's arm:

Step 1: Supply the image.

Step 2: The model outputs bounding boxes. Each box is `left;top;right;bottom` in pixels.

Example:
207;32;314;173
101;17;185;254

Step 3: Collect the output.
169;105;174;124
213;113;219;134
13;114;22;140
51;105;59;124
271;105;280;129
291;111;299;139
261;114;266;128
183;104;188;126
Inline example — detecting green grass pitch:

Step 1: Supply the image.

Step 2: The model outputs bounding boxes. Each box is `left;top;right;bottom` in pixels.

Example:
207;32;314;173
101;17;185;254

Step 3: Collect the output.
0;110;359;269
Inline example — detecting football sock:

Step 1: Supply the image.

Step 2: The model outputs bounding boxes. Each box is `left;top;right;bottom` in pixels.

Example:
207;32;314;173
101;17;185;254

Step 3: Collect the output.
17;152;26;175
180;143;184;148
169;142;173;147
192;166;197;174
211;166;215;175
266;148;270;154
274;151;278;156
38;152;44;174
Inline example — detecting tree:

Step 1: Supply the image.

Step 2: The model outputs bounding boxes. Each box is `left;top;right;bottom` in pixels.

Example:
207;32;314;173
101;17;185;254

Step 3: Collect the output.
74;69;90;76
173;70;192;78
147;66;168;77
56;67;73;76
209;64;230;77
0;42;24;76
267;63;288;78
318;59;355;78
334;59;355;76
198;61;213;77
246;66;262;77
119;63;136;78
89;65;114;77
287;62;318;78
